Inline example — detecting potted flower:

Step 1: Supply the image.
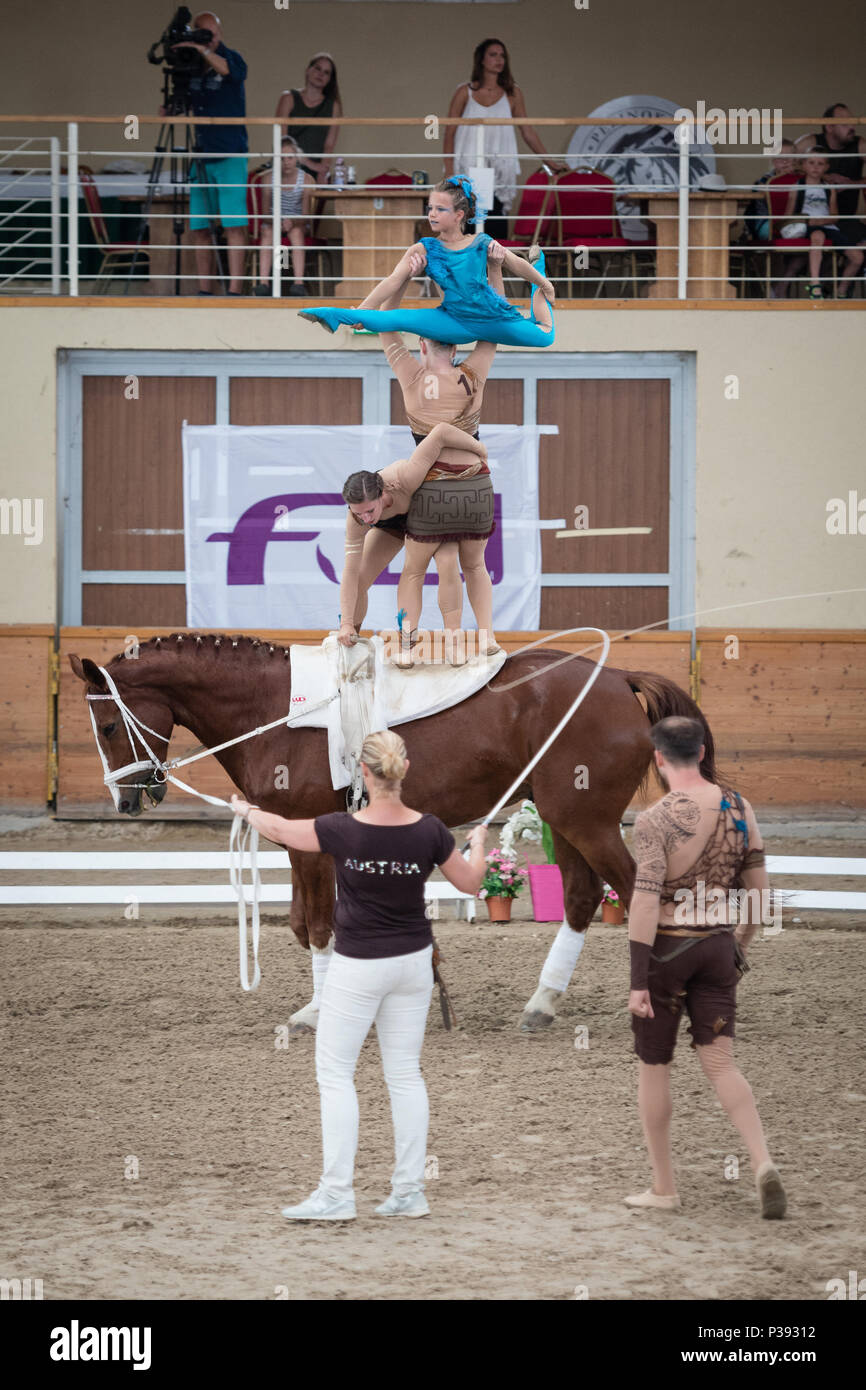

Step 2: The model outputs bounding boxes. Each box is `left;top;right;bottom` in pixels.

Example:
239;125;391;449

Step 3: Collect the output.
501;800;563;922
478;848;529;921
601;884;626;925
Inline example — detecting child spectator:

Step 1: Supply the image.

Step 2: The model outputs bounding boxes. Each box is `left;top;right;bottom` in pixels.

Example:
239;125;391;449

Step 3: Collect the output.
784;151;864;298
255;137;315;296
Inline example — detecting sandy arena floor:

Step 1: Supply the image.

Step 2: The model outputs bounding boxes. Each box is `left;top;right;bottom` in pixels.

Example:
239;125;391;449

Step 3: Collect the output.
2;807;864;1301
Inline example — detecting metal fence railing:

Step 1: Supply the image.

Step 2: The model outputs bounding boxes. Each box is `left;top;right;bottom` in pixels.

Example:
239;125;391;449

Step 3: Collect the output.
0;114;864;301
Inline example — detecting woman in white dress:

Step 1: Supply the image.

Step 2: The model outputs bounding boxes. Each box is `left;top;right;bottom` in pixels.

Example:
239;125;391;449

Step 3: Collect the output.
443;38;567;240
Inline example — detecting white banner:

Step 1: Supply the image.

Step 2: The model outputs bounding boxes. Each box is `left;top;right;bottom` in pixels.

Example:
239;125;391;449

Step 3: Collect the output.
182;425;545;631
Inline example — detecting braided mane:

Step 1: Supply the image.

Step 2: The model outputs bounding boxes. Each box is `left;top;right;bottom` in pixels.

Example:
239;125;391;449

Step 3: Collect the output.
106;633;292;665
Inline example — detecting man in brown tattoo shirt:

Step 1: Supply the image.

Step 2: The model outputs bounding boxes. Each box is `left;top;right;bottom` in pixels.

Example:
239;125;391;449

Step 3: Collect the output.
625;716;787;1219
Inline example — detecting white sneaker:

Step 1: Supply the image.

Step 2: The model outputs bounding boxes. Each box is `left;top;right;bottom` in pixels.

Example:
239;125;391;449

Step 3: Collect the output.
374;1190;430;1218
281;1188;356;1222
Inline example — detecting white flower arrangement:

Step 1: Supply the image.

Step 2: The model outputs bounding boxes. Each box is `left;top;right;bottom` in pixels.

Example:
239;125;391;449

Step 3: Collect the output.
500;800;544;859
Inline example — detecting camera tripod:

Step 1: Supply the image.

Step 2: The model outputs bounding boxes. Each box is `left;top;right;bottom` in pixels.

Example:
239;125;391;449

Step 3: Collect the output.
128;71;228;295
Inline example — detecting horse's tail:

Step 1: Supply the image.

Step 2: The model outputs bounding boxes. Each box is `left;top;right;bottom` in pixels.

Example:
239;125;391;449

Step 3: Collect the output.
623;669;719;789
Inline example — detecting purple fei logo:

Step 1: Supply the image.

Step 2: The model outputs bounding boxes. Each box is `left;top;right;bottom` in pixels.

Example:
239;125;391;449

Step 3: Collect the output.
207;494;504;586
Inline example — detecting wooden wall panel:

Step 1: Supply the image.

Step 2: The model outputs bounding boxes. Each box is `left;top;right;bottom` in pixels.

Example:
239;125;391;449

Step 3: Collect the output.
82;376;216;571
0;626;54;810
82;585;187;627
497;630;691;686
537;378;670;576
230;377;363;424
540;586;669;632
697;630;866;809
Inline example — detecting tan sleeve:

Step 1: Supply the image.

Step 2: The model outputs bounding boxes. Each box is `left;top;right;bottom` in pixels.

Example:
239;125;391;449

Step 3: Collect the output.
463;342;496;382
339;509;366;621
384;340;420;394
387;432;441;497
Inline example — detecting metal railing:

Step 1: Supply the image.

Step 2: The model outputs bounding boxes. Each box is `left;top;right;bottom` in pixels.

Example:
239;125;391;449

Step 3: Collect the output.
0;114;864;301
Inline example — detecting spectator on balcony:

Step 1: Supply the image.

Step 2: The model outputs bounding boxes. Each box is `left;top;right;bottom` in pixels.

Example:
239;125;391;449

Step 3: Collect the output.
173;11;249;296
275;53;343;184
254;138;315;297
784;151;864;298
742;140;796;242
443;37;567;240
795;105;866;288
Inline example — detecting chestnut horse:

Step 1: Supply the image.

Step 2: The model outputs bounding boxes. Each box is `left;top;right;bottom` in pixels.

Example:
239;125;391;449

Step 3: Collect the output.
70;635;716;1032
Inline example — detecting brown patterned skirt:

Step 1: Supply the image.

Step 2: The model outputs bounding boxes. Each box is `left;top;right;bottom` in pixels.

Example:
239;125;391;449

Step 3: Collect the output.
405;468;495;544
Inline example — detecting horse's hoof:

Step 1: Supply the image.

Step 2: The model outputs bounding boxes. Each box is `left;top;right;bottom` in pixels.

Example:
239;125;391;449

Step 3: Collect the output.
519;1009;555;1033
288;1020;316;1038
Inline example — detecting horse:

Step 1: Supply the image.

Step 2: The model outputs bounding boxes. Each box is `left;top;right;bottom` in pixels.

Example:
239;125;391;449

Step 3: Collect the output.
70;633;717;1033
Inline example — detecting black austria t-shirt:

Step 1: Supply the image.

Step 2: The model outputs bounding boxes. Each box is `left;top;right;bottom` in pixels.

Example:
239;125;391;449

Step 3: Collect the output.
314;812;456;959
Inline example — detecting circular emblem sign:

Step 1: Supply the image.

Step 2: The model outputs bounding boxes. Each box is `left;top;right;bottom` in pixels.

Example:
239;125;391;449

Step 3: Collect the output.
567;95;717;241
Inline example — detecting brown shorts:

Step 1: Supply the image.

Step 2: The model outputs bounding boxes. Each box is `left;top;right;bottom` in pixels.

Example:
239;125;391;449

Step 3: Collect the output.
406;474;495;543
631;931;738;1065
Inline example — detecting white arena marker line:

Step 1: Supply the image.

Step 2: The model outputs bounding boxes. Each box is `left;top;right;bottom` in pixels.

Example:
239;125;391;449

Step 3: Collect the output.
782;892;866;910
0;882;475;916
0;852;289;870
765;857;866;875
4;854;864;874
0;885;294;905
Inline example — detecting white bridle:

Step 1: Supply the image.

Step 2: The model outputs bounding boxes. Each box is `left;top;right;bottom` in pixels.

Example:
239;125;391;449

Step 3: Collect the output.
85;663;338;992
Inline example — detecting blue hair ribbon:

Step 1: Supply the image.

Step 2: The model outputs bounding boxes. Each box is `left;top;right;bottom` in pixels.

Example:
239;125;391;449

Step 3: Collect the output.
445;174;476;221
720;795;749;847
446;174;474;199
396;607;407;633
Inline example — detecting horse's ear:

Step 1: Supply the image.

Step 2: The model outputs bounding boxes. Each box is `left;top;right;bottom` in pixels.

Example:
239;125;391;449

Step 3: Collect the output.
69;655;107;689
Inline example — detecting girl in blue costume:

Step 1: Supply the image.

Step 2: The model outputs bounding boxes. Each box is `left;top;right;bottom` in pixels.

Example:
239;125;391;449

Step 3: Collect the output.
300;175;555;347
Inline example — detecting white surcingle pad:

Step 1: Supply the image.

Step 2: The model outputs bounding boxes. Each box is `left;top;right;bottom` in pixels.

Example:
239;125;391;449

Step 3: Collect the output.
289;635;507;792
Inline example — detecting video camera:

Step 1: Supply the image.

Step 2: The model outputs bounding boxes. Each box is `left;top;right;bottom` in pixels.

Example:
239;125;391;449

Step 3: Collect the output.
148;6;213;74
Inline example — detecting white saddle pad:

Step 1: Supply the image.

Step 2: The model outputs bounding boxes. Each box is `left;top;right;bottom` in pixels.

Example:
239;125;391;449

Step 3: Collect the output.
289;634;507;792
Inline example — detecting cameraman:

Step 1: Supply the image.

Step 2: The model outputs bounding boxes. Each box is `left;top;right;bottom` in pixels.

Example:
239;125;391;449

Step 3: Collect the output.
173;11;248;294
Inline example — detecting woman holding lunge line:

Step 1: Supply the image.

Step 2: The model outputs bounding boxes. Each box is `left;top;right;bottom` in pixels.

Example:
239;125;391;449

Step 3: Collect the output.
232;731;487;1221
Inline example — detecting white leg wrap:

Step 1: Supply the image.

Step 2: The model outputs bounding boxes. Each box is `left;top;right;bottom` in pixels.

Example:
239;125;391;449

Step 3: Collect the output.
311;942;333;1006
290;945;333;1030
539;920;586;994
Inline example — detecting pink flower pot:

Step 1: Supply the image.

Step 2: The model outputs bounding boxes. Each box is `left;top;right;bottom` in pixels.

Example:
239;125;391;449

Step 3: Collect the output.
528;863;564;922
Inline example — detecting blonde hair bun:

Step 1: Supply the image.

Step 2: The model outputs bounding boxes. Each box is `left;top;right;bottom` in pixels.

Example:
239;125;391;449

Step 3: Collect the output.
361;730;408;782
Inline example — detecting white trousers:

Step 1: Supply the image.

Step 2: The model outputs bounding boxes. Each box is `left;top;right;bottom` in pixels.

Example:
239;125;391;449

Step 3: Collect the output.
315;944;434;1202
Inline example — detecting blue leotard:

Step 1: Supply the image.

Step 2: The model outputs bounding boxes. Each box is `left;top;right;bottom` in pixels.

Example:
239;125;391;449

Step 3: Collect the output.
299;234;554;347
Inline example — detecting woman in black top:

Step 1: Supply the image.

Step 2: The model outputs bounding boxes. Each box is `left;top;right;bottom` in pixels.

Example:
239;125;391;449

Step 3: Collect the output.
275;52;343;182
231;729;487;1222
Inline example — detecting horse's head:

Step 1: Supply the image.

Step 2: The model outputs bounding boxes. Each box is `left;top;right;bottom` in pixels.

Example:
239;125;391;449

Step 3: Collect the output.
69;653;174;816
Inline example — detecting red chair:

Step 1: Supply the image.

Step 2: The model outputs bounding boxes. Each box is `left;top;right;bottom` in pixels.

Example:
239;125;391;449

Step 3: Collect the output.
491;168;558;297
78;165;148;293
365;170;413;186
767;173;808;246
500;169;557;251
553;171;638;297
247;163;335;295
